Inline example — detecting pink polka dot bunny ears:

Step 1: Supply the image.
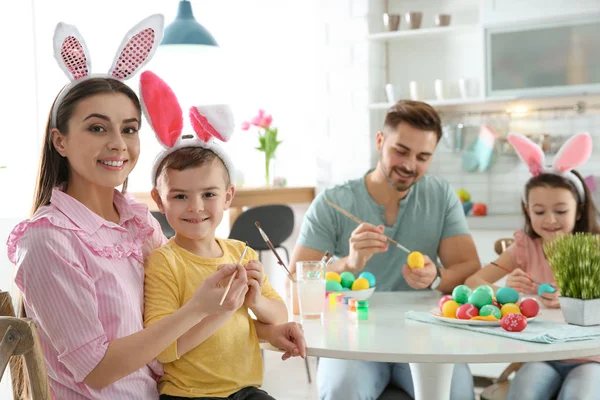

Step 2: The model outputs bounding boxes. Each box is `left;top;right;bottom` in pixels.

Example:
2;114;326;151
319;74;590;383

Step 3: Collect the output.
50;14;165;128
507;132;593;203
139;71;235;186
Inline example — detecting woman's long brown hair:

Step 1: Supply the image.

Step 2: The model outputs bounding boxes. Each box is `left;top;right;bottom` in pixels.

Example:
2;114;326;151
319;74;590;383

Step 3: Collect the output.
12;78;141;396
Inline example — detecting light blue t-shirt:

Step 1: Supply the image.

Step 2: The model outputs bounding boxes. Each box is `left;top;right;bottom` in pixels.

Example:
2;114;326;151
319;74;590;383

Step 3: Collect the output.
297;171;470;291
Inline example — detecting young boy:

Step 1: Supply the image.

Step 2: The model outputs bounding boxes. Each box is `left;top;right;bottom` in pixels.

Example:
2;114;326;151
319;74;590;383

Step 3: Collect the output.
144;145;291;400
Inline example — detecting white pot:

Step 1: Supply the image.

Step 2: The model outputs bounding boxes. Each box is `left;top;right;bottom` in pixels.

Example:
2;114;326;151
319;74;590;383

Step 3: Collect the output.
558;297;600;326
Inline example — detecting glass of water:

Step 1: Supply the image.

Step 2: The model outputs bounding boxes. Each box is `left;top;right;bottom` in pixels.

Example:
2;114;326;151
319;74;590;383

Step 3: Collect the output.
296;260;326;320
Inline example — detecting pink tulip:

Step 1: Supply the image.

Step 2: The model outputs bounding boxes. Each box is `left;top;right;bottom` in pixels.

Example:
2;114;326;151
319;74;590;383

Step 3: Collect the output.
250;115;262;126
240;121;250;130
261;114;273;128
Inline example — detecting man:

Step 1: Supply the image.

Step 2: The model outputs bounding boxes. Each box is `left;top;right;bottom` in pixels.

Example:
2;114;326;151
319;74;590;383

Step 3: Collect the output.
289;100;480;400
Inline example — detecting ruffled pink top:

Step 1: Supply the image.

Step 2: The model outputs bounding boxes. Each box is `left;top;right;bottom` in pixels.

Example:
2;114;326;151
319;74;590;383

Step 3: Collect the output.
7;188;167;399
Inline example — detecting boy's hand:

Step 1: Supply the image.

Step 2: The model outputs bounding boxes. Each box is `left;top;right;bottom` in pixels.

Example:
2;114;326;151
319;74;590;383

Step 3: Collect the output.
244;260;264;309
266;322;307;360
190;264;248;318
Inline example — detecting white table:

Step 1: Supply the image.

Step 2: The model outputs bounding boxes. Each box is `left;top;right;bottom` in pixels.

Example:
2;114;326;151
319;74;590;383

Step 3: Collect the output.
278;292;600;400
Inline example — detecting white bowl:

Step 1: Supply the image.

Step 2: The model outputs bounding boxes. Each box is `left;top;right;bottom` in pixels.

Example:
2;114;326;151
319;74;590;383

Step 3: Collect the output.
339;287;376;300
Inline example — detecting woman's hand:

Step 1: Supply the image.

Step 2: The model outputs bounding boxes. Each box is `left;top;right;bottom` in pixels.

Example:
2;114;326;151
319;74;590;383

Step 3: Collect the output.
505;268;535;293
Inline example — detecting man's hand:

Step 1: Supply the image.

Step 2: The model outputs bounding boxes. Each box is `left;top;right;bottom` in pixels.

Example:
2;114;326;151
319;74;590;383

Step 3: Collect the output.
539;289;561;309
402;255;437;290
265;322;307;360
347;223;388;272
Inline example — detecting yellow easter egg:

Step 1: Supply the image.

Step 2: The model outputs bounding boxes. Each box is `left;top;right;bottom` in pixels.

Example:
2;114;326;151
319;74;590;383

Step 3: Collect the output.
325;271;341;283
442;300;460;318
351;277;370;291
501;303;521;317
407;251;425;269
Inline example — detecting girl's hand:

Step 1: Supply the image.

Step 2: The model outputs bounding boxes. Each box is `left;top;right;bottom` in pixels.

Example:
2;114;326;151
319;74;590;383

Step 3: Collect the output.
505;268;535;293
244;260;264;308
539;289;561;309
189;264;248;317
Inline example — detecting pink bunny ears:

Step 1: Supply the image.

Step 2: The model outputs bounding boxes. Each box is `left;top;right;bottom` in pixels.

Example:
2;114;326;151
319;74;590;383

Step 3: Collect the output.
50;14;165;128
507;132;593;203
139;71;235;186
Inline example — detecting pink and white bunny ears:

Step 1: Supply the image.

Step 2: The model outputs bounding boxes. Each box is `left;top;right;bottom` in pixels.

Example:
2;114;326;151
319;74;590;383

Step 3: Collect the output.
50;14;165;128
139;71;235;186
507;132;593;203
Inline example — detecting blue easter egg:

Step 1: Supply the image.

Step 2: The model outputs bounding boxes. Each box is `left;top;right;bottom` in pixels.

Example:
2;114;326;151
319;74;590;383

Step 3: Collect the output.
358;271;376;287
496;286;519;305
538;283;556;296
462;201;473;215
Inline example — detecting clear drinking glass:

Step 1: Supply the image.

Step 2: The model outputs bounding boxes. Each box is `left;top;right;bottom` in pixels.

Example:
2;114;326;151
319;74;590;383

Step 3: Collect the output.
296;260;326;320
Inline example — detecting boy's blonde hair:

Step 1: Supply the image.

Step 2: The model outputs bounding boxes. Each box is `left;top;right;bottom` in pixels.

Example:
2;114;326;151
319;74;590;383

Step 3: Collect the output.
153;147;231;188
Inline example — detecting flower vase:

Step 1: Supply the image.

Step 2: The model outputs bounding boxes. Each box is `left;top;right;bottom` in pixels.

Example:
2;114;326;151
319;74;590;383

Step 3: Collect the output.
265;155;274;187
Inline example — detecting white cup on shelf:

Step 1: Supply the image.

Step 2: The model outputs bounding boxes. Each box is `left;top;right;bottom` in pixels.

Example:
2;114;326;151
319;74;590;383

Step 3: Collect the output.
409;81;419;100
434;79;444;100
385;83;396;103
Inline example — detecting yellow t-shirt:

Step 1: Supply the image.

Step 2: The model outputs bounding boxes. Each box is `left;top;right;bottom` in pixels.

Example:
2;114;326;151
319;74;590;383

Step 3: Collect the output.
143;238;283;398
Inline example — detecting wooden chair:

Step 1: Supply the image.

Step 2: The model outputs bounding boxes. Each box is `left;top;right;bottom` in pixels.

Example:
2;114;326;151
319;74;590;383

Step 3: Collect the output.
0;291;51;400
479;238;520;400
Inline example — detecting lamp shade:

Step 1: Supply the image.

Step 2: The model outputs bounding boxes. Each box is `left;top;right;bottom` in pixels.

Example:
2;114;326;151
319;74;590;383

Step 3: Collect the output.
161;0;218;46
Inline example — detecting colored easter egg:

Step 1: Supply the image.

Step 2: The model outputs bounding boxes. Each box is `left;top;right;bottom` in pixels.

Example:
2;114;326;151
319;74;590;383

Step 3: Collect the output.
468;290;493;309
452;285;473;304
441;300;460;318
519;298;540;318
456;303;479;320
340;287;350;291
496;287;519;305
407;251;425;269
475;285;495;298
501;303;521;317
538;283;556;296
325;280;343;293
438;295;453;312
325;271;341;283
352;277;370;291
358;271;376;287
479;304;502;319
492;298;501;309
501;313;527;332
340;271;355;289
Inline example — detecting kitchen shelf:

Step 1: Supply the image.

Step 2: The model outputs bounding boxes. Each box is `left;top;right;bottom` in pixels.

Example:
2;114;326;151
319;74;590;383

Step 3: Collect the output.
369;97;487;110
368;24;481;42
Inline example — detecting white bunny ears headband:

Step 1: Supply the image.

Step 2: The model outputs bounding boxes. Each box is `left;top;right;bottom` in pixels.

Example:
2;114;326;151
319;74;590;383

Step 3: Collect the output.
139;71;235;186
507;132;593;203
50;14;165;128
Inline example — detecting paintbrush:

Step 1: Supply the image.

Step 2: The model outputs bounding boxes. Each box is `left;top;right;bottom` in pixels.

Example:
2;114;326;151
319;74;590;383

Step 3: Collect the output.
323;198;412;254
490;261;557;291
219;242;250;306
254;221;296;282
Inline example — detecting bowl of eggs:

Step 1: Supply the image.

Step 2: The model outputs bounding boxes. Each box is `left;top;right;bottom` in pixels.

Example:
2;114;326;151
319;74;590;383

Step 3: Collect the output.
431;284;540;332
325;271;376;299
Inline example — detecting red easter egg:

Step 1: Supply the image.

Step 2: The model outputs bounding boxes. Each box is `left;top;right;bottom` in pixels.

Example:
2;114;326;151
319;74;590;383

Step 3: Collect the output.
456;303;479;320
501;313;527;332
438;295;453;312
492;299;501;309
519;298;540;318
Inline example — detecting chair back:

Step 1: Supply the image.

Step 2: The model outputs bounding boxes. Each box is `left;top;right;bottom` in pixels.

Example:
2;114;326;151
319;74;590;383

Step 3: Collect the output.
229;205;294;250
151;211;176;238
494;238;514;255
0;292;51;400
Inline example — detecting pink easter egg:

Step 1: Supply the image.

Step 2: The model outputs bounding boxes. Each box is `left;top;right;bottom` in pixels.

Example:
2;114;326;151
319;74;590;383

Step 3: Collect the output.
456;303;479;320
438;295;453;312
501;313;527;332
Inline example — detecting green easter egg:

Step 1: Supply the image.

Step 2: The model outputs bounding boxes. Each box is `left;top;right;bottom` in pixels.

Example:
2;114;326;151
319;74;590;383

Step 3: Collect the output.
340;287;350;292
340;271;356;289
479;304;502;319
452;285;472;304
325;280;343;292
538;283;556;296
475;285;495;298
496;287;519;305
468;290;493;309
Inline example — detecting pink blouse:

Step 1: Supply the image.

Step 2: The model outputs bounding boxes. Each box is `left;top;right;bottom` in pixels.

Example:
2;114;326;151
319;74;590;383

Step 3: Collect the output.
7;188;167;399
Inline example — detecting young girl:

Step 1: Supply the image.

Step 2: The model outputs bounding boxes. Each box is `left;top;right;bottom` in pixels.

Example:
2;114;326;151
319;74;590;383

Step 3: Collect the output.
465;132;600;400
7;16;305;400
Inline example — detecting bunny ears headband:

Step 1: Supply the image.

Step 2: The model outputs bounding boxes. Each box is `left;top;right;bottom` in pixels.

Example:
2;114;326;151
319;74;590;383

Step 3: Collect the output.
50;14;165;128
507;132;593;203
139;71;235;186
